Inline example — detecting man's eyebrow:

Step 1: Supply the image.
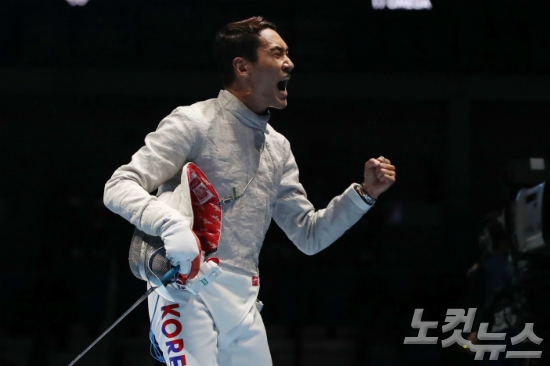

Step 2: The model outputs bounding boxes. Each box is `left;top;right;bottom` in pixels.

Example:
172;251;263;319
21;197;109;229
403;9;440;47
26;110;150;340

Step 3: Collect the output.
269;46;289;53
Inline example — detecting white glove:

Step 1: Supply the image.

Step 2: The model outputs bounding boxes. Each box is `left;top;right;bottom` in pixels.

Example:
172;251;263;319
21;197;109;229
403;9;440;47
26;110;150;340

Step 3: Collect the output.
160;222;201;277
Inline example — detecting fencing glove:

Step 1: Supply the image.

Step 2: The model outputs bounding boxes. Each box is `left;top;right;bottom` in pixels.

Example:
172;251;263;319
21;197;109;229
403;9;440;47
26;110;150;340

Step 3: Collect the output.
160;222;202;280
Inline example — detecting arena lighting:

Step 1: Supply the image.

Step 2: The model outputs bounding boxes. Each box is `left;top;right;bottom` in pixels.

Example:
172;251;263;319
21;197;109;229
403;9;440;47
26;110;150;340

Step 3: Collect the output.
372;0;432;10
66;0;89;6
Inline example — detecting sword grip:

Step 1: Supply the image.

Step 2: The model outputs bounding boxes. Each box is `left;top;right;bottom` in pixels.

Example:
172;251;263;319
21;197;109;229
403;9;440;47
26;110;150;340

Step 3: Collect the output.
160;264;180;286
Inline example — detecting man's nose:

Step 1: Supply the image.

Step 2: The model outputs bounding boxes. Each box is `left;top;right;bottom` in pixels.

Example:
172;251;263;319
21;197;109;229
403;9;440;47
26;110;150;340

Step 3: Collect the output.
283;57;294;72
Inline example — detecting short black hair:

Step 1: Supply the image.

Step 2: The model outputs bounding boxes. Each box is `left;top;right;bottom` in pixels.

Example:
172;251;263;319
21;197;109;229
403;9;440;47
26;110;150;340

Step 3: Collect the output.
213;16;277;88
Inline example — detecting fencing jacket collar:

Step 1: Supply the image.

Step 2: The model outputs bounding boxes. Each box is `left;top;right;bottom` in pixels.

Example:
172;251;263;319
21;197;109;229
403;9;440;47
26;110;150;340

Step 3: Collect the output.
217;89;270;132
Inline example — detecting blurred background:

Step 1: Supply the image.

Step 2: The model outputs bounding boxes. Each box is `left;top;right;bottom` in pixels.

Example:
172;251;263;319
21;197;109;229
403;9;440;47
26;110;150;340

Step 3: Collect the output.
1;0;550;365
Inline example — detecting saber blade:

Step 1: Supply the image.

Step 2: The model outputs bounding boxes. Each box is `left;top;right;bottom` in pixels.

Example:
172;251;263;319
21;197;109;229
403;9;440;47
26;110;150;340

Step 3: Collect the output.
67;286;156;366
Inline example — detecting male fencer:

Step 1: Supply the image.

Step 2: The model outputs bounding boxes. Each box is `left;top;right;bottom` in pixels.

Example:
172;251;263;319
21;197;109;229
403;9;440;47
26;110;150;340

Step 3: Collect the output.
104;16;396;366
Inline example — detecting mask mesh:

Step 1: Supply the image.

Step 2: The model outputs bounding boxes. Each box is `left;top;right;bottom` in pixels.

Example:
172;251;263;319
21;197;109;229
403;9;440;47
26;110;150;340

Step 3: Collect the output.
129;229;173;282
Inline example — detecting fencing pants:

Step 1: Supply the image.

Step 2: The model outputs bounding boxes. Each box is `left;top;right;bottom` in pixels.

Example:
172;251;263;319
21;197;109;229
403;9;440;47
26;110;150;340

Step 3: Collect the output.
148;289;272;366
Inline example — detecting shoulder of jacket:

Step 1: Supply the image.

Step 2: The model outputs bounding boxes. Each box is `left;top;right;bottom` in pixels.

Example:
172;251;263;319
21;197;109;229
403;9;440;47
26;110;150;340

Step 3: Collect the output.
265;124;293;165
168;97;220;129
266;123;289;147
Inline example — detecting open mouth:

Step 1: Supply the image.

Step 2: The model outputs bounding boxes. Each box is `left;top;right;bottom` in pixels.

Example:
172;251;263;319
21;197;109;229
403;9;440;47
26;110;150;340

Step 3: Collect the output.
276;76;291;95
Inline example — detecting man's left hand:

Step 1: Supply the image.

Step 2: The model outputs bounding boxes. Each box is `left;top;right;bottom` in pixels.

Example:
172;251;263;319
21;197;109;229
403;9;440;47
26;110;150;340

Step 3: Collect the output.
362;156;396;199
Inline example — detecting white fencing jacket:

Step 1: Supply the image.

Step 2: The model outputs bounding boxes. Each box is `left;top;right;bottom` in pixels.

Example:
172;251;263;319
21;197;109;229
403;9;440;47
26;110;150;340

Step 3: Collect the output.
104;89;372;332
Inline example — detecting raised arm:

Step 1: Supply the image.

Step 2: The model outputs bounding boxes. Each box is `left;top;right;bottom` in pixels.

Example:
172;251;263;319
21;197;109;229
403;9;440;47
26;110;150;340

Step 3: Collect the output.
272;139;374;256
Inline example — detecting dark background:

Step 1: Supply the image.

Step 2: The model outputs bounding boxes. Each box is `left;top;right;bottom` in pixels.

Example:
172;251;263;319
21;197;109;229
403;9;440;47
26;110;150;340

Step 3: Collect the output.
1;0;549;365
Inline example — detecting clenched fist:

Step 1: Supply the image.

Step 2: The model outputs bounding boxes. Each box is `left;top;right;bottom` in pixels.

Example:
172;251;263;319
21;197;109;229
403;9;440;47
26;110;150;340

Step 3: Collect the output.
362;156;396;199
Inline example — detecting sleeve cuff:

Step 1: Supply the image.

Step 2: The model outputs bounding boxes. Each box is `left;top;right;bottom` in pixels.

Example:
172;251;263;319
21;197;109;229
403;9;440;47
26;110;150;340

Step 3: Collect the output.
344;183;374;212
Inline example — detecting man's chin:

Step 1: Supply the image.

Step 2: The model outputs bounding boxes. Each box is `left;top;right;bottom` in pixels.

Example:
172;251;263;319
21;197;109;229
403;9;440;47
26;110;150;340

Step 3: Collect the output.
271;98;288;110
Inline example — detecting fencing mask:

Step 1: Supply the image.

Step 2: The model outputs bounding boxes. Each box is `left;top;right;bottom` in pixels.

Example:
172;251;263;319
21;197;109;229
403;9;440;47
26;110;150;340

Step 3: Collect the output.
129;163;222;300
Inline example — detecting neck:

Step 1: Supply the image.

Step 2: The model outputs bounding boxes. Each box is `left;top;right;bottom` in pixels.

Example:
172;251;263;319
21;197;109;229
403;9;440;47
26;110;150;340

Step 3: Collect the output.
225;86;268;115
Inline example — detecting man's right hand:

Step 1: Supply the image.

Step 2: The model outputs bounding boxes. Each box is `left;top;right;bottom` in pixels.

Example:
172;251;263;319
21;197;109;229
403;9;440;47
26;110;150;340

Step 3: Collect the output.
160;222;202;280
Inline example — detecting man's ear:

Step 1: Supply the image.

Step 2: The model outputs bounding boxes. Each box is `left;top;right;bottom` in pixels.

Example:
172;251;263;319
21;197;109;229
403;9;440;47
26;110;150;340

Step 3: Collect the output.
232;57;249;77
